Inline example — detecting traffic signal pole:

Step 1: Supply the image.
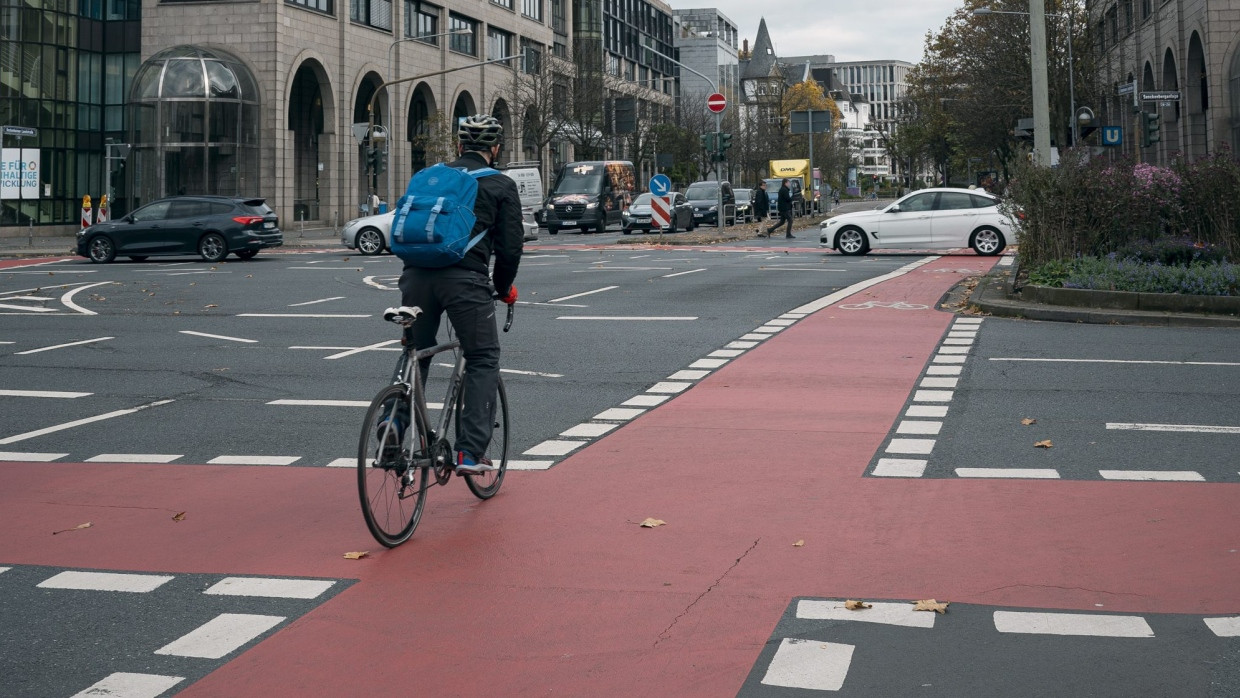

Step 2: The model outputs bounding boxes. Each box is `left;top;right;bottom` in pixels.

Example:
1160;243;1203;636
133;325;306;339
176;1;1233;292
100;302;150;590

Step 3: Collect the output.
643;43;725;230
365;53;521;202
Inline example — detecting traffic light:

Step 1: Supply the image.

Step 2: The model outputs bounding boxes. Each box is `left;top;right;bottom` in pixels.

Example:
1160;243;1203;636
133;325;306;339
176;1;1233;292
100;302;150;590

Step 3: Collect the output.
699;133;716;151
718;132;732;152
1140;111;1161;147
367;145;387;175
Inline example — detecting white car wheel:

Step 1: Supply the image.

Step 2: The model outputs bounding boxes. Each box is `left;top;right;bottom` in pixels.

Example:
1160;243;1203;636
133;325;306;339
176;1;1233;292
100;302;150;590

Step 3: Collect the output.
835;227;869;256
357;228;385;256
970;227;1005;256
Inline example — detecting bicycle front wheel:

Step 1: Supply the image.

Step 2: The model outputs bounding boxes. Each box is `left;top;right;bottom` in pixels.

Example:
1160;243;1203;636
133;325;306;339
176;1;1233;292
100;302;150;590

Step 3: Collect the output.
358;384;428;547
462;376;509;500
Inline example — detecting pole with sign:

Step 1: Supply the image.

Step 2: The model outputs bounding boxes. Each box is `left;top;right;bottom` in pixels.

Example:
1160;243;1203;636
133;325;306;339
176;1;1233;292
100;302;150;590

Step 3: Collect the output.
706;93;726;229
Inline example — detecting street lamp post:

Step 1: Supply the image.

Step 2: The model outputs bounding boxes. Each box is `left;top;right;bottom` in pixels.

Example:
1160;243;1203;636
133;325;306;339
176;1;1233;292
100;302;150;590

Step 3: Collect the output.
366;52;524;202
974;6;1076;152
383;27;472;206
643;41;726;230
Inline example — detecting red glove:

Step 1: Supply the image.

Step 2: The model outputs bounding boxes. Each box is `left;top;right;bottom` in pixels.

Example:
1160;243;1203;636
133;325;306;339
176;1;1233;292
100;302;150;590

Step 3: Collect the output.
498;285;518;305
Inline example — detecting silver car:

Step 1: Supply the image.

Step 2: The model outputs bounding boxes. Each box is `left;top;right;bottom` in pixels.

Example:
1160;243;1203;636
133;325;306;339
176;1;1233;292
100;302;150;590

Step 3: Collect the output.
341;210;395;256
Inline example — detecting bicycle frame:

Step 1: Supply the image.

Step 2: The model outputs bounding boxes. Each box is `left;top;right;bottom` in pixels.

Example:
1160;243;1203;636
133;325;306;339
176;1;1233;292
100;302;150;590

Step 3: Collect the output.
385;335;465;474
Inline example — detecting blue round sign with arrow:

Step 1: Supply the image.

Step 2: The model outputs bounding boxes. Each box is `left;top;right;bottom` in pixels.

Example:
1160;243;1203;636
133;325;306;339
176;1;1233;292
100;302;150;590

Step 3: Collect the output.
649;174;671;197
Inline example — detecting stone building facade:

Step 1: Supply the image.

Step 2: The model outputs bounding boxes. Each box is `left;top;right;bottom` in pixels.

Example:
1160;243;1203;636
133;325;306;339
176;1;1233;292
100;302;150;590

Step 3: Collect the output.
1091;0;1240;163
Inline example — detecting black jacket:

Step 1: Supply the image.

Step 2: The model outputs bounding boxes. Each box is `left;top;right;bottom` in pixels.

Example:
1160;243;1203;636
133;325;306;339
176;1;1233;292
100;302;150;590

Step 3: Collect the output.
404;151;524;296
777;184;793;213
753;187;770;217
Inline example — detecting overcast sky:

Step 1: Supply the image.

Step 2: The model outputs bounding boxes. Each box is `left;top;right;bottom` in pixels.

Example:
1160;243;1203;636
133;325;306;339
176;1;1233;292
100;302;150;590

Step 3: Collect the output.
705;1;964;65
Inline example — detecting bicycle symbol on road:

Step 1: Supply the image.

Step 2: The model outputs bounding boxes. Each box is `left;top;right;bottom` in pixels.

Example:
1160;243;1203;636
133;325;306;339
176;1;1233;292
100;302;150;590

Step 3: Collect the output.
838;300;930;311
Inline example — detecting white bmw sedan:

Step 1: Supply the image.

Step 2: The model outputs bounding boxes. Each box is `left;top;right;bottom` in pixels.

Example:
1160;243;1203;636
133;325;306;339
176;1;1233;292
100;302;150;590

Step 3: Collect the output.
819;188;1014;256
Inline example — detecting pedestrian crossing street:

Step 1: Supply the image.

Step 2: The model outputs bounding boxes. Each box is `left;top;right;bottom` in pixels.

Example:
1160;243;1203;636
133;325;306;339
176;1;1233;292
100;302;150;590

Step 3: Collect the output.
739;597;1240;695
0;564;350;698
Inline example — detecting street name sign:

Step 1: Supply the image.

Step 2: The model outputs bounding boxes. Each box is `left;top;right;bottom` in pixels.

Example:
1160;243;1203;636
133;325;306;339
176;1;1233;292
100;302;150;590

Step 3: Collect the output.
1140;91;1180;101
2;125;37;137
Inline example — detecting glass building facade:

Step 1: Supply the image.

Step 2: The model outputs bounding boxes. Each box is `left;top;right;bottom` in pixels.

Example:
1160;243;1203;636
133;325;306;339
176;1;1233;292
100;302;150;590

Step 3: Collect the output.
127;46;260;210
0;0;139;226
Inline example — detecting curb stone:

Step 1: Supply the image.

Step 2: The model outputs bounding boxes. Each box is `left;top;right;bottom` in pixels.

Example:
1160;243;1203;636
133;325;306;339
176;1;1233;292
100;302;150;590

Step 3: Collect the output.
968;269;1240;328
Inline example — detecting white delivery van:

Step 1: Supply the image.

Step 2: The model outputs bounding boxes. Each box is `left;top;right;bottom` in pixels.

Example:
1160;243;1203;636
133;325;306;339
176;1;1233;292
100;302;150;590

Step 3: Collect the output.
503;161;543;241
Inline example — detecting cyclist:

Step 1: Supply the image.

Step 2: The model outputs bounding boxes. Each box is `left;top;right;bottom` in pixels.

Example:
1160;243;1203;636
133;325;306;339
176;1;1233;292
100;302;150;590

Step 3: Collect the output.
394;113;523;474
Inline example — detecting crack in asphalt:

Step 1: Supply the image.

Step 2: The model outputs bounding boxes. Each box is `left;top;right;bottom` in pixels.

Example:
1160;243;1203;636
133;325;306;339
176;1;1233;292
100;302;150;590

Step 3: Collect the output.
654;537;761;647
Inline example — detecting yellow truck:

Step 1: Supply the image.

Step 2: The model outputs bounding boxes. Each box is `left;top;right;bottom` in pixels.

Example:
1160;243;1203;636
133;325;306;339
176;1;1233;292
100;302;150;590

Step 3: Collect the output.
767;159;820;216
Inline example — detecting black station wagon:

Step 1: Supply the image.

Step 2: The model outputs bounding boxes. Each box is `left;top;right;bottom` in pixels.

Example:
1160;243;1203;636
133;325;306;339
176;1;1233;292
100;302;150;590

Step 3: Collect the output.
77;195;283;263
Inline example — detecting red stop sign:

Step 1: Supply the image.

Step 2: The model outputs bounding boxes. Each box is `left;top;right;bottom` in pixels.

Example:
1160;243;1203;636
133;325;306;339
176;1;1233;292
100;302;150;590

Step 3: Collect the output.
706;92;727;113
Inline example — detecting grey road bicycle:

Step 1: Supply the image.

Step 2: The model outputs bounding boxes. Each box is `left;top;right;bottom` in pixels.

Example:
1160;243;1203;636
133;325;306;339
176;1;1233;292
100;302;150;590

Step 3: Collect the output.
358;302;513;547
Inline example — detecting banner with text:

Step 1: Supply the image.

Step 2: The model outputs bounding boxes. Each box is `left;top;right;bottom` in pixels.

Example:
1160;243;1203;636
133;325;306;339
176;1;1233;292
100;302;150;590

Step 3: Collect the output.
1;148;40;199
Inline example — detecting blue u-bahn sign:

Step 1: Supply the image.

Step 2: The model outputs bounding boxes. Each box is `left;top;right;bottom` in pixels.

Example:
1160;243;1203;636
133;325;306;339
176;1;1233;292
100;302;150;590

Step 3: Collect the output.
1101;126;1123;147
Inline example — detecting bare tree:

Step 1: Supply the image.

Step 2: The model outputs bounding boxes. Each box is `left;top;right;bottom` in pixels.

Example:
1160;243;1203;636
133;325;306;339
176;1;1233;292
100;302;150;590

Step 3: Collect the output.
505;49;572;187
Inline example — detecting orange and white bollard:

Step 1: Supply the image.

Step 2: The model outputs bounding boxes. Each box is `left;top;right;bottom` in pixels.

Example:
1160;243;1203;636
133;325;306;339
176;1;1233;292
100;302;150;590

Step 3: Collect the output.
80;195;93;231
96;194;108;224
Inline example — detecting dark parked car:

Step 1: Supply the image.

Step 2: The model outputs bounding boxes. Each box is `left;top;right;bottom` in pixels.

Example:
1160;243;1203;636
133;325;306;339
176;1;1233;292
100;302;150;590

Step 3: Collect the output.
622;192;695;234
684;180;736;226
77;195;282;264
734;188;756;224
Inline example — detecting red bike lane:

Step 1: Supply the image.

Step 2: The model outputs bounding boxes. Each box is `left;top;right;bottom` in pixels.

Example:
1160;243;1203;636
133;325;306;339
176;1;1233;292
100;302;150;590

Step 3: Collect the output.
2;254;1238;695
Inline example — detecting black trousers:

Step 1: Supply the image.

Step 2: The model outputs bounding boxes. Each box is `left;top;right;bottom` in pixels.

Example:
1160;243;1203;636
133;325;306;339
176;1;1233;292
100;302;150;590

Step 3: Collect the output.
767;210;792;236
398;266;500;458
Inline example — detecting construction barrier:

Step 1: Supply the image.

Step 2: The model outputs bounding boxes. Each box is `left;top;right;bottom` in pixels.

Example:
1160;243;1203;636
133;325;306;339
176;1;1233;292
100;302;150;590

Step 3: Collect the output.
96;194;108;224
80;195;92;231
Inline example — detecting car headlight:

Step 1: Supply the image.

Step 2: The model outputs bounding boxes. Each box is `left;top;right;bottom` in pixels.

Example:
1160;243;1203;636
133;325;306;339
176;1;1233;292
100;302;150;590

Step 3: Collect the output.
622;211;631;219
708;205;717;211
586;202;598;209
822;219;839;228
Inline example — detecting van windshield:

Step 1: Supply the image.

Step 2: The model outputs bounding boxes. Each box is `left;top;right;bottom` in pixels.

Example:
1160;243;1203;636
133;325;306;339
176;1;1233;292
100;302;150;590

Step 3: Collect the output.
554;172;603;195
684;184;718;200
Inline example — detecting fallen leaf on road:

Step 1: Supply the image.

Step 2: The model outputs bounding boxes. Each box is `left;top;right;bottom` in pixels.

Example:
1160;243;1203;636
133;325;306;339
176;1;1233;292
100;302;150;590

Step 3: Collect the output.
209;266;217;271
1021;418;1037;426
246;275;253;278
914;599;949;613
793;540;805;547
53;522;92;535
845;600;872;610
172;512;186;522
343;551;369;560
1034;440;1053;448
639;517;666;528
204;304;217;308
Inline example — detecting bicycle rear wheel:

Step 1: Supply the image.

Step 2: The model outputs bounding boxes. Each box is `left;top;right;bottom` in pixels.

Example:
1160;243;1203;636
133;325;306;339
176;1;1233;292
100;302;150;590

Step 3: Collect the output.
461;376;509;500
358;384;428;547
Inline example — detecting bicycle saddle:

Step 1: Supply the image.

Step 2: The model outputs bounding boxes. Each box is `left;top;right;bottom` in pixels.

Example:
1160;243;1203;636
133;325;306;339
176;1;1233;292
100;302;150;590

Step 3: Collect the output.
383;306;423;326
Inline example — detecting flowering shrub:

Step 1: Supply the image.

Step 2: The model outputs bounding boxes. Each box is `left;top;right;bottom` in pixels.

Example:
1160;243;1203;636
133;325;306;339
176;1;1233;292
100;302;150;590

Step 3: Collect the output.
1028;256;1240;296
1006;150;1240;266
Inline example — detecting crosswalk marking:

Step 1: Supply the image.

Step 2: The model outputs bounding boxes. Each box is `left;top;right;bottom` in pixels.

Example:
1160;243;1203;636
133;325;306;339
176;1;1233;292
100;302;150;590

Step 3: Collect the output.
71;672;184;698
38;571;174;593
86;453;182;463
207;455;301;466
154;613;285;659
993;611;1154;637
204;577;335;599
797;600;937;628
761;638;854;691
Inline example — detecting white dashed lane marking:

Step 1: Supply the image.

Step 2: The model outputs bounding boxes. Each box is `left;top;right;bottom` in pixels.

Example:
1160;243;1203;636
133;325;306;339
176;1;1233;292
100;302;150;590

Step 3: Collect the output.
0;389;91;398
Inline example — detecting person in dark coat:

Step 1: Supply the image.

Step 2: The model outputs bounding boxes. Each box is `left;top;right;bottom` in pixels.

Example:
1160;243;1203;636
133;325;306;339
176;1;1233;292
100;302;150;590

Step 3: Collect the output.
765;178;794;238
752;180;770;235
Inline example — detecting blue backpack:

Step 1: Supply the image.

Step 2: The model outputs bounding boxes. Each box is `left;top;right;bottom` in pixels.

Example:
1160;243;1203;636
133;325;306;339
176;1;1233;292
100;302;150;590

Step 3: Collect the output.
389;163;500;268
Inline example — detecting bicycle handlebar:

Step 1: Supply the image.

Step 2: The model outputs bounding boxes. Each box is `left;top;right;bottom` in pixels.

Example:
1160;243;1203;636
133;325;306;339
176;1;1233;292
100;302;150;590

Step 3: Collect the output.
494;295;515;333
